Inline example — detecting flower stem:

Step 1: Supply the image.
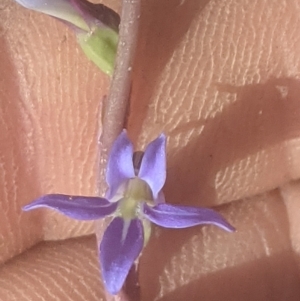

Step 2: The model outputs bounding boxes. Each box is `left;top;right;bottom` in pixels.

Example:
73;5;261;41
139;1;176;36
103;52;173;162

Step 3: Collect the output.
97;0;141;196
96;0;141;300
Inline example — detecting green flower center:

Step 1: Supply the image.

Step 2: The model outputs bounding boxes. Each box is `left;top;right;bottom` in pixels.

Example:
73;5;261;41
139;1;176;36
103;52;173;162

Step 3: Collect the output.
117;177;153;220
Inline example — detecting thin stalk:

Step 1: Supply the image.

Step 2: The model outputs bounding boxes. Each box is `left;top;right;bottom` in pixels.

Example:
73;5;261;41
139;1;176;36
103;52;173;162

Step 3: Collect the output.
96;0;141;300
97;0;141;196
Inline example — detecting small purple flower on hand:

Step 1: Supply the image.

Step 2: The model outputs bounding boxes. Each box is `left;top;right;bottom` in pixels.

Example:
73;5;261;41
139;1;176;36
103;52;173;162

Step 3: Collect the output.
23;130;235;295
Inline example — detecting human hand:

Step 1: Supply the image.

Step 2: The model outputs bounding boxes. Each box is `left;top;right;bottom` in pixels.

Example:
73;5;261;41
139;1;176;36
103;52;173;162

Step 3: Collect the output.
1;0;300;300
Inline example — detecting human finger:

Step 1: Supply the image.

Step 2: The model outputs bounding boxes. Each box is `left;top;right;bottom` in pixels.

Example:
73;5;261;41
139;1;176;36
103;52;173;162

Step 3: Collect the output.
139;190;300;300
0;235;106;300
130;0;300;207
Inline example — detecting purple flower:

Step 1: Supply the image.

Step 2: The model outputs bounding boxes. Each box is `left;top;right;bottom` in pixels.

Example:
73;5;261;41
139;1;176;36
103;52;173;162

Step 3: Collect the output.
23;130;235;294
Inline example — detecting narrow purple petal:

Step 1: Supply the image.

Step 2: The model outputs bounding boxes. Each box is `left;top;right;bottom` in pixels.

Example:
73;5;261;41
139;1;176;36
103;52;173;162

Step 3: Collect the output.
100;217;144;295
14;0;89;31
143;203;235;232
138;134;166;199
14;0;67;9
106;130;135;199
23;194;117;220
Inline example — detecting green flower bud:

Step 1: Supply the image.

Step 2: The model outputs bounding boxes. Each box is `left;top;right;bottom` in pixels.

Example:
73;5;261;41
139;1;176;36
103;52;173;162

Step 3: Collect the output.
14;0;119;75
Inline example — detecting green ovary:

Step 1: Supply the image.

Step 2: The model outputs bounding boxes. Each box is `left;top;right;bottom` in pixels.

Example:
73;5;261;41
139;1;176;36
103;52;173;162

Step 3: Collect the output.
117;178;154;245
118;177;153;220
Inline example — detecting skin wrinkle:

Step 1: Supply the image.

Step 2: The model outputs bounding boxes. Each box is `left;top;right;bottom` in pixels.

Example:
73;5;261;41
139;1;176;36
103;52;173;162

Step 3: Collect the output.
18;268;58;301
57;247;99;279
0;33;43;264
1;271;35;301
0;236;104;301
32;249;96;298
37;265;90;300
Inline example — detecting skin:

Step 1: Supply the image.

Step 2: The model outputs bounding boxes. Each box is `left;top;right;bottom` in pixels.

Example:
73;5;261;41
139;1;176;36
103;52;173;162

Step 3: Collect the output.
1;0;300;300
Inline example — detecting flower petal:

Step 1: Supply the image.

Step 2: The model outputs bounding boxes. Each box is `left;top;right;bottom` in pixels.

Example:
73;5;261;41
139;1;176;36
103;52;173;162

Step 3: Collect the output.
23;194;117;220
14;0;89;31
143;203;235;232
106;130;135;199
138;134;166;199
100;217;144;294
